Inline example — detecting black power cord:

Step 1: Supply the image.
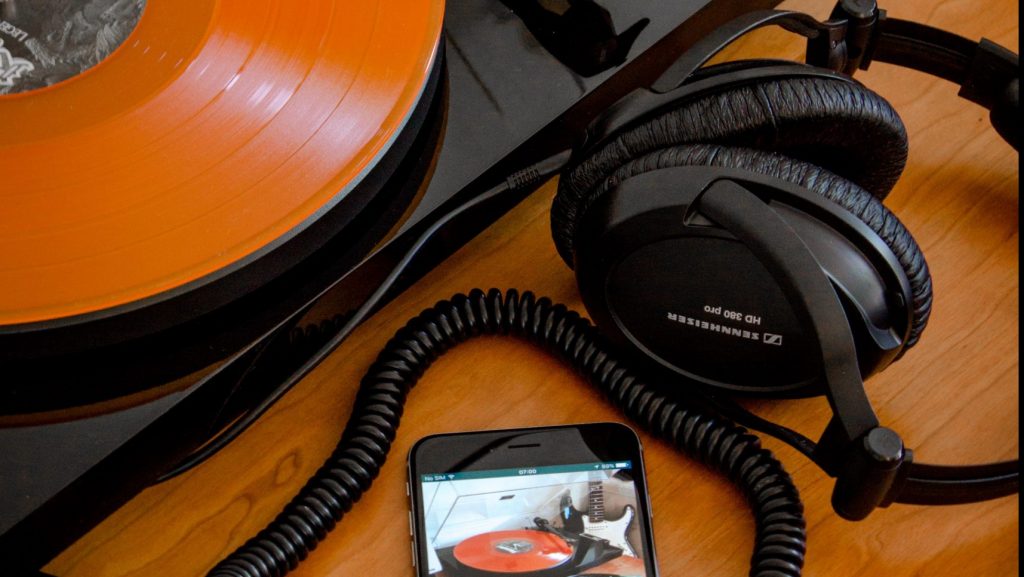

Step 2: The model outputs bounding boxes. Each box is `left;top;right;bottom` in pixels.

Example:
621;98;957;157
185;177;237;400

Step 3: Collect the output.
208;289;807;577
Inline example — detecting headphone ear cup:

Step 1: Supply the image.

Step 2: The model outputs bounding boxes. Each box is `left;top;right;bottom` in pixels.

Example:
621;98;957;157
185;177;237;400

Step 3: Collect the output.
553;71;909;267
576;143;933;352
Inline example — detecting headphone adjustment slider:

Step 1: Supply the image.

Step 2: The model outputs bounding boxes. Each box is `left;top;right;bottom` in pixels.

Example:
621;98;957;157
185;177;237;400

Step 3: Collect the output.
808;0;885;75
831;426;909;520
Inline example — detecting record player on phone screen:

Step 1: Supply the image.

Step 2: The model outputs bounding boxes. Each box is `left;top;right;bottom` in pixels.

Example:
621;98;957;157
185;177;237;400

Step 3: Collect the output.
421;467;646;576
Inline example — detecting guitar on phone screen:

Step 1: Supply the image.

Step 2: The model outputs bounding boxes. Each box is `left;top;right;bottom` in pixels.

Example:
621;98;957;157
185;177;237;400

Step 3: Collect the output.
559;473;636;557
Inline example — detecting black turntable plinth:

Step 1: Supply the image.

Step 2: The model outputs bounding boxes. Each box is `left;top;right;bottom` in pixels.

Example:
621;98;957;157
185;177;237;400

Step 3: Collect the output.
0;0;779;572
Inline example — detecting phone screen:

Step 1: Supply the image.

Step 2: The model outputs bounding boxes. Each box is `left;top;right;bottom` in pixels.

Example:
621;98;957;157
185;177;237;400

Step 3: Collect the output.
409;423;657;577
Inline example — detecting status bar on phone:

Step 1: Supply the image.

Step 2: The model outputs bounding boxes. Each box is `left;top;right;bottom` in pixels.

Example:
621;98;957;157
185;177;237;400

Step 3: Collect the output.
421;461;632;483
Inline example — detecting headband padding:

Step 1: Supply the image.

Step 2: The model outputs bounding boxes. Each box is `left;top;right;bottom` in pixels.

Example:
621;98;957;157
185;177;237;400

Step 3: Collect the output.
575;143;932;350
553;74;909;267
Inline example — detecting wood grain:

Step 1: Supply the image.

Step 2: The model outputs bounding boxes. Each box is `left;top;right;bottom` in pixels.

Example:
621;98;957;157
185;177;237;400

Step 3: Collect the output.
46;0;1018;575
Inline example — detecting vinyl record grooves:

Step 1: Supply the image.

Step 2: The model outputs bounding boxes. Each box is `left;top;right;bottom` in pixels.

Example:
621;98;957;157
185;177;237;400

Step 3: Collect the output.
0;0;445;409
453;530;574;573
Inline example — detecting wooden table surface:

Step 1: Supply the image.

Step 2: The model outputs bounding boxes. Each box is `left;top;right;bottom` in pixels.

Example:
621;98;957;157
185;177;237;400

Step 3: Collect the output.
47;0;1018;575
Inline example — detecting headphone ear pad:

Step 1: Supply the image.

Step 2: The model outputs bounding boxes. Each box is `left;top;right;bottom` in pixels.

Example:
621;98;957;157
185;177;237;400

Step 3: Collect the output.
577;143;933;351
554;72;909;267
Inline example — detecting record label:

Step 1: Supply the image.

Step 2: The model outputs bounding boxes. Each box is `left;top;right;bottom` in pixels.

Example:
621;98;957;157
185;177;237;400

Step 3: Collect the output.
0;0;145;95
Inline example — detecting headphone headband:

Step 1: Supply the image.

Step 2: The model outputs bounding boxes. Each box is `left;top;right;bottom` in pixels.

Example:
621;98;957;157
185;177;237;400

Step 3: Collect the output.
644;1;1019;145
580;0;1018;175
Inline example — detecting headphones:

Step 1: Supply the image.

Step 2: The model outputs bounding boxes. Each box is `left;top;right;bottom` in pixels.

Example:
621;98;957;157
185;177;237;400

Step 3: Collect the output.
551;0;1018;520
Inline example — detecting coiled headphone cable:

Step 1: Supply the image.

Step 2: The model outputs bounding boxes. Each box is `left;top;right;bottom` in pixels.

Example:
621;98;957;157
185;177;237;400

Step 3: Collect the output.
209;288;807;577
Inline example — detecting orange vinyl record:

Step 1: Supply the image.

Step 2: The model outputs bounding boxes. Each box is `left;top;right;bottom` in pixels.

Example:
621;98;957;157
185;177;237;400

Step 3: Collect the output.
453;530;574;573
0;0;444;328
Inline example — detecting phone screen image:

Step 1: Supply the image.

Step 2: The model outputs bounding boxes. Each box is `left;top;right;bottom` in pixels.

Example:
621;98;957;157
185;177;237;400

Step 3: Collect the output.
409;424;657;577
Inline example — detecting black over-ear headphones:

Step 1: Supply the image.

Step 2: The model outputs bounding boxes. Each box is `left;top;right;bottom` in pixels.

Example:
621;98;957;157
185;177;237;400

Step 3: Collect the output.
552;0;1019;520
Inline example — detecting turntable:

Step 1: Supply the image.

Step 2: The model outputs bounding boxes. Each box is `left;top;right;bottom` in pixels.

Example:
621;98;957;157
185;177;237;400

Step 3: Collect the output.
437;526;623;577
0;0;780;571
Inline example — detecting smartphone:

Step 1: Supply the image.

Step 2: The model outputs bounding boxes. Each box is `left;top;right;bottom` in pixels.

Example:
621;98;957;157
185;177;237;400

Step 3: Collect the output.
408;422;658;576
